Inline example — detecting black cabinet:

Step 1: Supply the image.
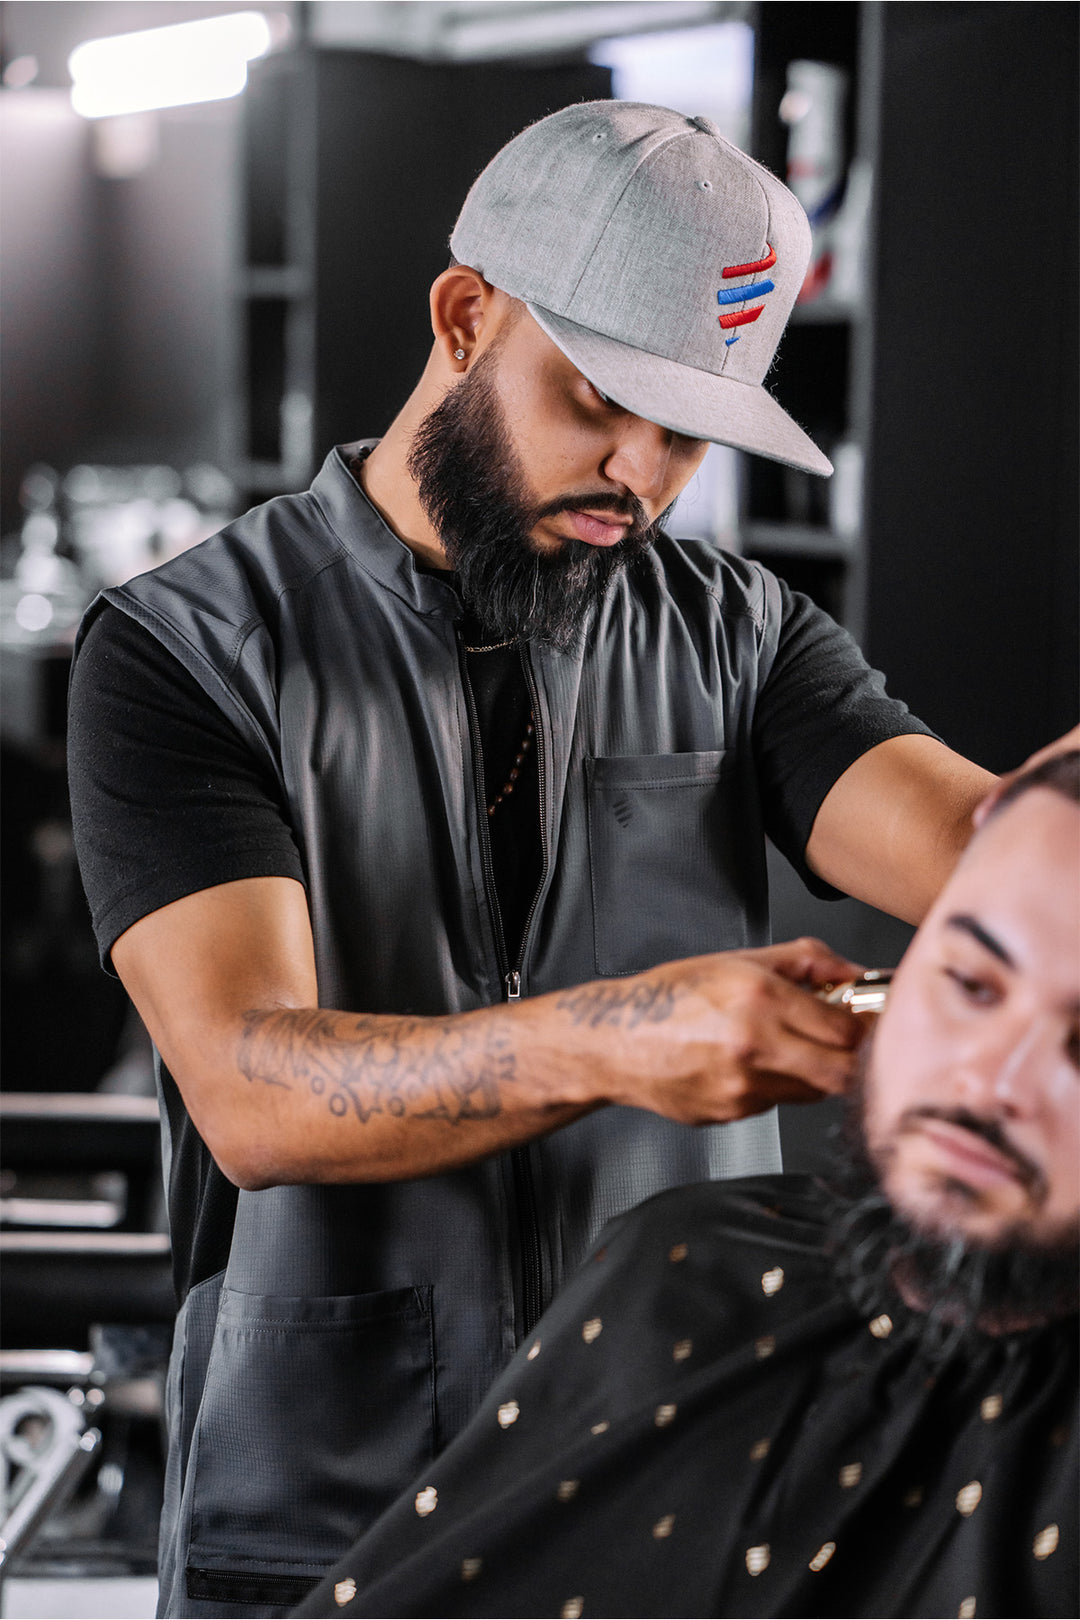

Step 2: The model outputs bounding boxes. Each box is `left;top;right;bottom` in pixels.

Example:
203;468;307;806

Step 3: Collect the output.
747;1;1078;767
864;2;1078;772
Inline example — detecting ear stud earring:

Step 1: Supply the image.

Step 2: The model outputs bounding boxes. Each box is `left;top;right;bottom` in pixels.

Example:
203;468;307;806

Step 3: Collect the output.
453;348;466;360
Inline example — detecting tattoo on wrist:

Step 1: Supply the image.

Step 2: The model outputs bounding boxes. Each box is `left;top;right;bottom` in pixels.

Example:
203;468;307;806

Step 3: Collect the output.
555;980;675;1029
238;1009;511;1125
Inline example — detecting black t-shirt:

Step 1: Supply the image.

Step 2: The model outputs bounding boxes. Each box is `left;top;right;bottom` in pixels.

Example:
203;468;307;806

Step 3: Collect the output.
70;586;930;972
68;579;932;1298
67;602;543;970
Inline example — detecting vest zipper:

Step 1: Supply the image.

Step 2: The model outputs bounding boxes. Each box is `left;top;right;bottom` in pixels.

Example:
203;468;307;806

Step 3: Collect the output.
456;630;548;1342
509;647;551;985
508;646;550;1338
456;631;510;978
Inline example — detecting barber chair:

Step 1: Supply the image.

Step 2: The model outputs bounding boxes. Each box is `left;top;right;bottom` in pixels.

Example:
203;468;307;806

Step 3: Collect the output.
0;1093;174;1594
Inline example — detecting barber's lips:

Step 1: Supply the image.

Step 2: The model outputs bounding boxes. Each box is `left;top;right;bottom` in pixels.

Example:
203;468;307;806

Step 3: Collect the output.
915;1118;1031;1192
565;509;631;547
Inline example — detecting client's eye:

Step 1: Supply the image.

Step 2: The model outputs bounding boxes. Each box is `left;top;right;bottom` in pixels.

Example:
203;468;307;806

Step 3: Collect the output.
944;967;1000;1007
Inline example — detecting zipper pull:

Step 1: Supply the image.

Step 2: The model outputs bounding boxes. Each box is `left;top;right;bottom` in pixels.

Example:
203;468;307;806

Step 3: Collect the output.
505;970;521;1002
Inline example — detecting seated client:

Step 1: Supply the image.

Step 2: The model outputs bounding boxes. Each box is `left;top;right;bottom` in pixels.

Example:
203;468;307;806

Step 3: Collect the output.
297;753;1078;1620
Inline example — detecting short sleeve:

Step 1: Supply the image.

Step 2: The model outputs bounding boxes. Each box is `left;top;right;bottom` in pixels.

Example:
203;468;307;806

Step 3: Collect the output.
68;603;305;971
754;582;937;898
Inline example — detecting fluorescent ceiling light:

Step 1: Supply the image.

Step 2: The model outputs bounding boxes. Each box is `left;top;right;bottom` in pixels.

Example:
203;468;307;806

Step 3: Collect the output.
69;11;272;119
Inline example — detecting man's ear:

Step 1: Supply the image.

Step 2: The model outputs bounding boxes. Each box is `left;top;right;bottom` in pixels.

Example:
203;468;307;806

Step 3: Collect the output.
429;265;499;371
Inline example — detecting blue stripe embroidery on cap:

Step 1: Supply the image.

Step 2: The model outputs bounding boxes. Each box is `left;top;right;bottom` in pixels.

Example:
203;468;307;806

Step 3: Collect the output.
716;243;778;348
717;280;776;306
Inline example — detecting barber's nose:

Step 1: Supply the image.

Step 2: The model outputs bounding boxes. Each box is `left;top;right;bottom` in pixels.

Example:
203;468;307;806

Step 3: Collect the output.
602;417;675;504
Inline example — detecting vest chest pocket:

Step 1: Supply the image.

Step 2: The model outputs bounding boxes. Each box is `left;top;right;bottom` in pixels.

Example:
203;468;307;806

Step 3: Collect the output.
185;1284;436;1601
586;751;765;977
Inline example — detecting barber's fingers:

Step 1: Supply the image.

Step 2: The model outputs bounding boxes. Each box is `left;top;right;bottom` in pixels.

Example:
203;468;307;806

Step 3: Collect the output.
777;984;864;1052
686;948;863;1051
744;936;865;990
745;1021;859;1097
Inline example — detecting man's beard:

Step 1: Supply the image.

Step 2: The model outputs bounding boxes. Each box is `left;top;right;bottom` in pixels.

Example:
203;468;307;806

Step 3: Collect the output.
825;1073;1079;1357
407;344;666;650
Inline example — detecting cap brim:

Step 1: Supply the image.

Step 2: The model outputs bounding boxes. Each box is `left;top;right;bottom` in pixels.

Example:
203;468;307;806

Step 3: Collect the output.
527;302;833;477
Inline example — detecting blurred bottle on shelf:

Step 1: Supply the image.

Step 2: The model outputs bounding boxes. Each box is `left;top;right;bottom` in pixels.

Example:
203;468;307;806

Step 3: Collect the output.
780;59;850;306
828;157;872;310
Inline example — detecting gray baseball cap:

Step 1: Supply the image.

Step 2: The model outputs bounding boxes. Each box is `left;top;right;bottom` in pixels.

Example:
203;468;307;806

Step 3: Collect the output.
451;100;831;476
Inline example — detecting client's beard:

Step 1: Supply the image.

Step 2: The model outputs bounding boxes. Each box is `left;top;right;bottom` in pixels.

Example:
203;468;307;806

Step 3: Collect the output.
407;344;664;650
825;1072;1080;1358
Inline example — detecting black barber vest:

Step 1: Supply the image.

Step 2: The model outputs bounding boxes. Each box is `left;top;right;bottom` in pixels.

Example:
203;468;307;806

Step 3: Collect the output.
98;445;783;1616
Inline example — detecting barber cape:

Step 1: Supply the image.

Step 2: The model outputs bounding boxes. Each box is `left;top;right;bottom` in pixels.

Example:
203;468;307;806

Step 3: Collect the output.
296;1177;1078;1620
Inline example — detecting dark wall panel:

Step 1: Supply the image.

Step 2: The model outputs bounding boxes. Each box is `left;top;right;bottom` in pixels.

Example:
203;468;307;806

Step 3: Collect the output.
866;2;1078;771
94;108;237;467
0;94;237;533
0;93;99;531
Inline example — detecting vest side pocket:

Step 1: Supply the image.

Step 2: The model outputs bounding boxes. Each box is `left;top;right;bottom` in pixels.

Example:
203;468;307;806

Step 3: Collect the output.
586;751;765;976
185;1284;436;1588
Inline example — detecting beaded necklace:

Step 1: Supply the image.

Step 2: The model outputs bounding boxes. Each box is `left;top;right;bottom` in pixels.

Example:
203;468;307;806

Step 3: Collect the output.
462;636;535;817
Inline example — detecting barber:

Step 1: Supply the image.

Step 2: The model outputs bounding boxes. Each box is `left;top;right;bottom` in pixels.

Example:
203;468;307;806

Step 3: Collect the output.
68;104;993;1616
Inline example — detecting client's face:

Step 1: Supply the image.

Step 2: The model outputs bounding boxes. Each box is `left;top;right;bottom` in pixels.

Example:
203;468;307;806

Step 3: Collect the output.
863;788;1079;1252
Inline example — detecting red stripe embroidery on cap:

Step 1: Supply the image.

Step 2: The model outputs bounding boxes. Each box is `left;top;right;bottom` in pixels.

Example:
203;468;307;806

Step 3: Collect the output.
722;243;777;279
718;306;765;330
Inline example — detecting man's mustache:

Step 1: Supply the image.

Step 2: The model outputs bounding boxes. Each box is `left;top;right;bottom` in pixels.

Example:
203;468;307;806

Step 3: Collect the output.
899;1106;1047;1201
534;491;653;532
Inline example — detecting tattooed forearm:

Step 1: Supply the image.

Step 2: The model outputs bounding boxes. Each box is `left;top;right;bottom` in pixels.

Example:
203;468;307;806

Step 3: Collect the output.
238;1008;514;1127
554;979;676;1029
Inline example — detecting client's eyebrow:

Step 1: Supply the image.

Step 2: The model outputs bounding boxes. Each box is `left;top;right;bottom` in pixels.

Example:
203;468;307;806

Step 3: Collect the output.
945;913;1015;968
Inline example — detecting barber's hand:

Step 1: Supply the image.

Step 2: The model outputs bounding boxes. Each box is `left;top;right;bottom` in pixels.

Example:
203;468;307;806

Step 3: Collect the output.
973;724;1080;827
565;937;866;1126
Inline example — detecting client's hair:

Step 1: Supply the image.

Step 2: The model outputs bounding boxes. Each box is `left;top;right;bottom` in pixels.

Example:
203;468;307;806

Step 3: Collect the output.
990;748;1079;816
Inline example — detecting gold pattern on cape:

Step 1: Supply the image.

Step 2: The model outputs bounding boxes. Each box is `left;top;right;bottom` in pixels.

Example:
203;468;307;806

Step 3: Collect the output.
1034;1524;1060;1560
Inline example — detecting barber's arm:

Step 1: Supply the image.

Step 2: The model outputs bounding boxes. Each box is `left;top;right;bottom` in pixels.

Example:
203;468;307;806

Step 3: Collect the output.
112;876;863;1191
804;733;996;923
